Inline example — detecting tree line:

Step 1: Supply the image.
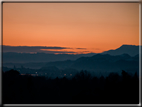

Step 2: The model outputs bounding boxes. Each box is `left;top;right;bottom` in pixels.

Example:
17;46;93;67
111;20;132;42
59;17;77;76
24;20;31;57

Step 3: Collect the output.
2;69;139;104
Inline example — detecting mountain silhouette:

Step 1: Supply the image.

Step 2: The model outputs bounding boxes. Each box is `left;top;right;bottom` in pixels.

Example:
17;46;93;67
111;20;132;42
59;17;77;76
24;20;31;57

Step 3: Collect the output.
101;44;139;56
2;52;96;64
2;53;139;78
2;44;139;70
40;53;139;77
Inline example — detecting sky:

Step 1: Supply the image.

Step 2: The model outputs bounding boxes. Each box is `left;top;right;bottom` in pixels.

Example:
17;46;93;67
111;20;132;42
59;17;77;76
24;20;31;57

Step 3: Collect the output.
3;2;139;54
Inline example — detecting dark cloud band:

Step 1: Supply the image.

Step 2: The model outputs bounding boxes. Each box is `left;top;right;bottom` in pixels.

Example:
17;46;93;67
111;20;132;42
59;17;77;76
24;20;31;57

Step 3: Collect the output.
2;45;70;53
2;45;90;54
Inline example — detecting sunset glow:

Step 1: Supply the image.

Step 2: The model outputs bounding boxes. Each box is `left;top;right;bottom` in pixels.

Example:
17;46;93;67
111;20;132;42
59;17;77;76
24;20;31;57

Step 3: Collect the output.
3;3;139;54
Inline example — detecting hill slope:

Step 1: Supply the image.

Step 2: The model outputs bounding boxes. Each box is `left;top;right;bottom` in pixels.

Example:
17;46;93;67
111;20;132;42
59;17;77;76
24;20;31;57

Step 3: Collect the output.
101;44;139;56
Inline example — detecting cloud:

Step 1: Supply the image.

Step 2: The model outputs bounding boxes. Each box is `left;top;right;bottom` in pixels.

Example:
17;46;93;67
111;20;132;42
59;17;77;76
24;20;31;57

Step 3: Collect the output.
43;51;76;54
76;48;87;50
2;45;92;54
2;45;71;53
82;51;90;52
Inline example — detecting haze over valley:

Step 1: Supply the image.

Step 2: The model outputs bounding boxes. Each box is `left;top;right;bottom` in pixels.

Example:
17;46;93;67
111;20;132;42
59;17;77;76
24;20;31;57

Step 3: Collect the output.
2;44;139;78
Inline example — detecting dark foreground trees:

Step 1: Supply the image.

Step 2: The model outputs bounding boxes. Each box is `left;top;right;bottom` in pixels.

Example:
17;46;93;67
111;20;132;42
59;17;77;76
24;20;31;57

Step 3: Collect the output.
2;69;139;104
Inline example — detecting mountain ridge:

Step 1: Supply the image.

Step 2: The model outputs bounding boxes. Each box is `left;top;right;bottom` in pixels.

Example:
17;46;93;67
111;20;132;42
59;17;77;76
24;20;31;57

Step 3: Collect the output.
2;44;139;65
101;44;139;56
2;53;139;78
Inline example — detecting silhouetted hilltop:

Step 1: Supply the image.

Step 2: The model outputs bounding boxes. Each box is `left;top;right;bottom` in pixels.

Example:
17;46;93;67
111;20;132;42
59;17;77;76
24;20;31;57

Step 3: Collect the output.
3;53;139;78
41;53;139;77
41;60;74;69
2;45;139;65
2;52;96;64
102;44;139;56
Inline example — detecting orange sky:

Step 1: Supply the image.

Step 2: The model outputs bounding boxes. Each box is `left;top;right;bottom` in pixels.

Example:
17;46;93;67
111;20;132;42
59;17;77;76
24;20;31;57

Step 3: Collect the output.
3;3;139;54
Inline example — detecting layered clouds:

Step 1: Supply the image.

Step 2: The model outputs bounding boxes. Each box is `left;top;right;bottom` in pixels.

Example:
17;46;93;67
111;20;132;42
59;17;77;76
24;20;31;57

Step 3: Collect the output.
2;45;91;54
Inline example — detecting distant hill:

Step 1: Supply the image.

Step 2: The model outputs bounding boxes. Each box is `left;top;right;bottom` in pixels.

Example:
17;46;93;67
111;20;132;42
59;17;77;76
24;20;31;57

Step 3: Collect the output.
2;44;140;71
3;53;139;78
101;44;139;56
41;53;139;77
2;52;96;63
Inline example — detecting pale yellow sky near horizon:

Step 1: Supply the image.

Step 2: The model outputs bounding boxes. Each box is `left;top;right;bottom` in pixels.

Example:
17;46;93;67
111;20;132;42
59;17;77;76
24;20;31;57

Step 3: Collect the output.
2;2;139;54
